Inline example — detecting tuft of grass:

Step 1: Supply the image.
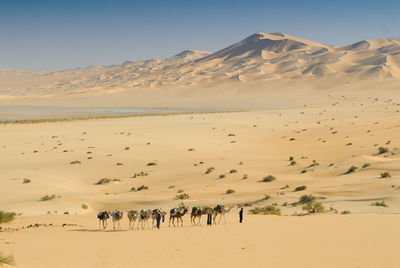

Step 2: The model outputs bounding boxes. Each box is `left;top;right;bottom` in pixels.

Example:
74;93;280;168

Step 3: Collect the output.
218;174;226;179
378;147;389;155
176;193;190;200
131;185;149;192
116;163;123;166
0;211;16;223
81;204;88;209
297;194;316;205
371;201;388;207
63;211;69;215
205;167;215;174
362;163;370;168
341;210;351;214
229;169;237;174
290;161;297;166
294;185;307;192
95;178;111;185
124;147;130;150
40;194;56;201
147;162;157;166
249;205;281;215
380;172;391;178
0;252;16;266
22;178;31;184
301;170;307;174
302;201;324;214
70;160;81;165
344;165;358;174
226;189;235;194
261;175;276;182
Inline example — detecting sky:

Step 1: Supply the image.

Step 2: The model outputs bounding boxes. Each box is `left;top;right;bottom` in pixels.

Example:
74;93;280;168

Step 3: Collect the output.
0;0;399;70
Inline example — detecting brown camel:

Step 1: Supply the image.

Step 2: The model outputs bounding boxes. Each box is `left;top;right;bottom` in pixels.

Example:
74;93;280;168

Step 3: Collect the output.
127;210;139;230
151;209;166;227
213;205;232;224
111;210;123;230
169;207;188;227
190;206;207;226
138;209;152;230
97;211;110;230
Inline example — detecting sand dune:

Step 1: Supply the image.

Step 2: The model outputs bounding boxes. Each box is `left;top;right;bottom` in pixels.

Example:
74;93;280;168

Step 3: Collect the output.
1;32;400;100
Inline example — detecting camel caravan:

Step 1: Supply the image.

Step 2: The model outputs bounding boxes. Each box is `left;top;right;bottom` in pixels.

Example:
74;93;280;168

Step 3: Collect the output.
97;205;233;230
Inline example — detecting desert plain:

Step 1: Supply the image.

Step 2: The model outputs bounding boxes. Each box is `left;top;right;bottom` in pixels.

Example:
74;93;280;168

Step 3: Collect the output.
1;32;400;267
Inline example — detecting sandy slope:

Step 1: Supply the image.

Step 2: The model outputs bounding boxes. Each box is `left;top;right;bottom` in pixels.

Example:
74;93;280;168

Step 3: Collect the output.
1;86;400;267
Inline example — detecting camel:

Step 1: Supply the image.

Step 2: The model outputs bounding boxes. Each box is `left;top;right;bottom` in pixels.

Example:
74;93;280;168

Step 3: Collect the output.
169;207;188;227
138;209;152;230
190;206;208;226
127;210;139;230
97;211;110;230
111;210;123;230
151;209;166;227
213;205;233;224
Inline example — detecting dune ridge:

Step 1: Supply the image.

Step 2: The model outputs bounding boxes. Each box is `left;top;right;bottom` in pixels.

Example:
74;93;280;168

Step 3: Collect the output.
1;32;400;98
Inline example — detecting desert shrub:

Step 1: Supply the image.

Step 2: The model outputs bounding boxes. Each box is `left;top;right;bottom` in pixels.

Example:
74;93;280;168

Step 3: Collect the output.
0;211;16;223
205;167;215;174
147;162;157;166
177;189;184;193
289;156;294;161
264;194;271;200
261;175;276;182
290;161;297;166
298;194;316;204
345;166;358;174
81;204;88;209
218;174;226;179
226;189;235;194
95;178;111;185
341;210;351;214
0;252;15;266
63;211;69;215
40;194;56;201
131;185;149;192
176;193;190;200
70;160;81;165
229;169;237;174
301;170;307;174
371;201;388;207
302;201;324;213
188;148;195;151
294;185;307;192
378;147;389;155
116;163;123;166
249;205;281;215
242;174;248;180
380;172;391;178
22;178;31;184
362;163;370;168
125;147;130;150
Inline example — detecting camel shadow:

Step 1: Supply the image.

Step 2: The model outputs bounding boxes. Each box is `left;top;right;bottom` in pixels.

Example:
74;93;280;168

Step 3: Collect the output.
69;228;128;233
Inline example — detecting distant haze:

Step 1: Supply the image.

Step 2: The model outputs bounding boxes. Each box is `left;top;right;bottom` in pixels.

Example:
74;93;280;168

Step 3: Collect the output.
0;0;399;70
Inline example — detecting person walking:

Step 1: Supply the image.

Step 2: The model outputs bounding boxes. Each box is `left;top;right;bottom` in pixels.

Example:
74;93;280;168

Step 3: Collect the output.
239;208;243;223
156;212;161;229
207;209;213;226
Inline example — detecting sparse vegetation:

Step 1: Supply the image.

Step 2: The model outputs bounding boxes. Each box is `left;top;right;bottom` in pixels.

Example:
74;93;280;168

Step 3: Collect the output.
229;169;237;174
362;163;371;168
22;178;31;184
249;205;281;215
294;185;307;192
81;204;88;209
205;167;215;174
176;193;190;200
344;165;358;174
0;252;15;266
40;194;56;201
371;201;388;207
380;172;391;178
218;174;226;179
0;211;16;223
226;189;235;194
341;210;351;214
261;175;276;182
302;200;324;214
147;162;157;166
378;147;389;155
70;160;81;165
95;178;111;185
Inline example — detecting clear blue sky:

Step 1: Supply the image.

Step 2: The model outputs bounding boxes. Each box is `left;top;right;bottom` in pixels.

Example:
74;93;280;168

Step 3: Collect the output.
1;0;399;70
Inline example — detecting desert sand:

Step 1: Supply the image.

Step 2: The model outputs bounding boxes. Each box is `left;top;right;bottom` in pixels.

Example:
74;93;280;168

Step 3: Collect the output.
1;32;400;267
1;88;400;267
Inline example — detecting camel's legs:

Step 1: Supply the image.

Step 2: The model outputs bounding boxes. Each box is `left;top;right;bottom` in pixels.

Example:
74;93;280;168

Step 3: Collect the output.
103;220;107;229
223;214;227;224
198;215;202;226
180;217;184;227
